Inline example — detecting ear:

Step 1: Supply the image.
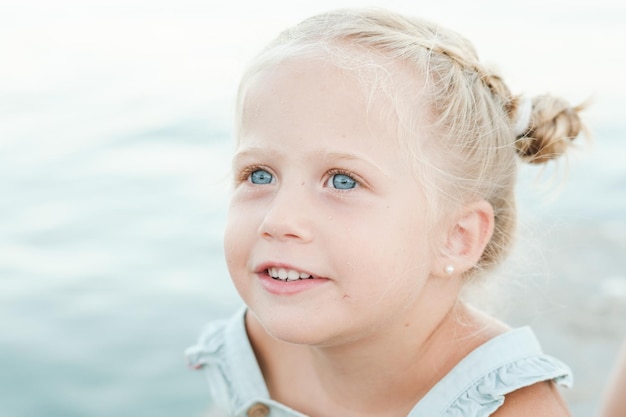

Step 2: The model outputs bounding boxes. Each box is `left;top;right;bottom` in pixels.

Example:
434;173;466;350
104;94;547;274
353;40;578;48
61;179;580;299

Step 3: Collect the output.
435;200;494;277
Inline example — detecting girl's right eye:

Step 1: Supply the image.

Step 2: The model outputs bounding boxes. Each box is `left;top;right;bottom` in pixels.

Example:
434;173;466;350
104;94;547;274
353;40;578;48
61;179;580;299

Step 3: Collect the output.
249;168;273;185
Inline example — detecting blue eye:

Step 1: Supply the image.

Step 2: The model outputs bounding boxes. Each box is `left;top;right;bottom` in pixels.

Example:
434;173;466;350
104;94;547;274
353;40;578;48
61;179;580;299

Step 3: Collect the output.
331;173;357;190
249;169;273;184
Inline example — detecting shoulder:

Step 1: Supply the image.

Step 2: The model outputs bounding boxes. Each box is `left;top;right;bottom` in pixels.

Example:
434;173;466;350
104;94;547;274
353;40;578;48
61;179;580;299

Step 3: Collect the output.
412;305;574;417
185;307;247;368
490;380;570;417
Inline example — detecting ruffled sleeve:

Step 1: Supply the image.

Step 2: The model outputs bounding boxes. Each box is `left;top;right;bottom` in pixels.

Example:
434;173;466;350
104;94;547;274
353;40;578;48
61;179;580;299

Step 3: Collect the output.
185;318;236;415
185;319;228;369
407;327;572;417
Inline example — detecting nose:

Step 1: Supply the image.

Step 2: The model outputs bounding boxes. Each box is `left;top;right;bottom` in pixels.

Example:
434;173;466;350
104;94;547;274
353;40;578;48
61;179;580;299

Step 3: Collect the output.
257;183;315;243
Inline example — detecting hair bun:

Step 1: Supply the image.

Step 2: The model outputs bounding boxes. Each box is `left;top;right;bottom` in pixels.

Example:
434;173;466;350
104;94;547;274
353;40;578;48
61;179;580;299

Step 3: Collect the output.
514;95;585;164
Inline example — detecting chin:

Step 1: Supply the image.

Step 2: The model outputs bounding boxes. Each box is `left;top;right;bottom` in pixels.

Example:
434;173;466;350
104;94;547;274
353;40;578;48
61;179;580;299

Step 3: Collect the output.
260;312;321;344
252;308;348;347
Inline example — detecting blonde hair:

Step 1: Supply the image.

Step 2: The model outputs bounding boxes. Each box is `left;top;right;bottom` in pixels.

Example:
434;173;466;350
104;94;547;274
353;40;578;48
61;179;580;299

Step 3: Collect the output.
235;8;585;276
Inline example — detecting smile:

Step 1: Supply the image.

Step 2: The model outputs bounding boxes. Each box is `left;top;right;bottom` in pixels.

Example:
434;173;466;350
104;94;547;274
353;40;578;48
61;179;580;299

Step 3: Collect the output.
267;267;314;281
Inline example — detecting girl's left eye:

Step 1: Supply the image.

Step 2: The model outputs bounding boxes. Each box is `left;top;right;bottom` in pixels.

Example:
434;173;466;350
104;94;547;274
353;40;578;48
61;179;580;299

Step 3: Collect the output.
329;173;357;190
249;168;274;184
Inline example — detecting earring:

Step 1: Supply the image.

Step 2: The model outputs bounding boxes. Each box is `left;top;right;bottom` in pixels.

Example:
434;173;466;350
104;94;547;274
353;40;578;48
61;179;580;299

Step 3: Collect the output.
445;265;455;275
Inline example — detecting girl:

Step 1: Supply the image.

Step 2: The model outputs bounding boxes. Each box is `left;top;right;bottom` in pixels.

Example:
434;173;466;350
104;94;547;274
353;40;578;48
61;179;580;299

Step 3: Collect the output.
187;8;585;417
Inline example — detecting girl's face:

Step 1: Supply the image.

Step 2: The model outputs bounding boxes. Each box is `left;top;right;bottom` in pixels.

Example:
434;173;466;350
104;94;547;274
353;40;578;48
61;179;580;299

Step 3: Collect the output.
224;58;443;347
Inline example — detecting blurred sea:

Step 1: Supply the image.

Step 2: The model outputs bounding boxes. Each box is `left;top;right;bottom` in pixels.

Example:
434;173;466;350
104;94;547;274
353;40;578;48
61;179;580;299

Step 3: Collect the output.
1;2;625;417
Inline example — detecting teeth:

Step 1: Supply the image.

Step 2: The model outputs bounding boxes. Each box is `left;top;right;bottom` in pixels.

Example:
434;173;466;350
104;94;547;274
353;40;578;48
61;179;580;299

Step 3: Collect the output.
268;267;313;281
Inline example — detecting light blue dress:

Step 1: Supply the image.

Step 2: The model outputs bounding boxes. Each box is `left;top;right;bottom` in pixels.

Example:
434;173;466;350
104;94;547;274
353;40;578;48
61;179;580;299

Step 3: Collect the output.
185;307;572;417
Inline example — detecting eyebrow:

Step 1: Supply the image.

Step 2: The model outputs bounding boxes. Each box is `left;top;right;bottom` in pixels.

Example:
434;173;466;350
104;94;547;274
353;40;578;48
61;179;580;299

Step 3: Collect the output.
232;147;277;162
232;147;389;177
323;152;390;177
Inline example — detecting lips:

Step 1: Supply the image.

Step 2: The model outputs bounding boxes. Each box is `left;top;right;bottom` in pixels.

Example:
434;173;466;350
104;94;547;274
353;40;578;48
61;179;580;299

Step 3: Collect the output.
255;263;328;295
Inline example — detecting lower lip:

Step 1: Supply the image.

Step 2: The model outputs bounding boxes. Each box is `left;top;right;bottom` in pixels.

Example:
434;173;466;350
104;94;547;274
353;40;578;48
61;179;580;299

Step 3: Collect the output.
258;273;330;295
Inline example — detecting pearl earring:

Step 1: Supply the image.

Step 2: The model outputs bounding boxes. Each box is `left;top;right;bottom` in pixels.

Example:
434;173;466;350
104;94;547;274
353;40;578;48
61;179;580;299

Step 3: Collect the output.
445;265;455;275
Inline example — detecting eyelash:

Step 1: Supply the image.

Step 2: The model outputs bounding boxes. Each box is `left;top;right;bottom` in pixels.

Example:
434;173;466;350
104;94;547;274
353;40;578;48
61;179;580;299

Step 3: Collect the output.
237;164;271;184
236;165;361;189
326;168;360;189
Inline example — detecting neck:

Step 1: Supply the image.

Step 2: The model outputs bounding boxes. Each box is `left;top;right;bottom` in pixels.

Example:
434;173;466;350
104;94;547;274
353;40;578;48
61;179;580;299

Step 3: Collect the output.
246;287;501;417
307;316;453;413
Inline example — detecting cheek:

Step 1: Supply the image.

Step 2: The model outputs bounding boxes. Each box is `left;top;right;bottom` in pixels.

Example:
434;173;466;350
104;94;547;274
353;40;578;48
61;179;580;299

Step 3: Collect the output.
223;221;238;269
379;205;434;275
223;205;254;277
223;218;257;305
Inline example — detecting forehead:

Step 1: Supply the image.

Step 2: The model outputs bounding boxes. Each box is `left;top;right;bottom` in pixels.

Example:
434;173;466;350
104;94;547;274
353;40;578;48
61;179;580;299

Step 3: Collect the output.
241;58;364;123
239;55;415;143
238;49;432;147
237;57;413;167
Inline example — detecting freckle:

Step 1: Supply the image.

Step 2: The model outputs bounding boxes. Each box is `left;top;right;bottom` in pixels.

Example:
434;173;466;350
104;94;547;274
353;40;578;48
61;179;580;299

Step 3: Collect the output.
404;322;410;328
301;182;305;186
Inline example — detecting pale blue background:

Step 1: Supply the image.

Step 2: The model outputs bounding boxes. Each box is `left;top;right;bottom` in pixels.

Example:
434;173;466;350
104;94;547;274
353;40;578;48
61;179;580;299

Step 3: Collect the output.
1;1;625;416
